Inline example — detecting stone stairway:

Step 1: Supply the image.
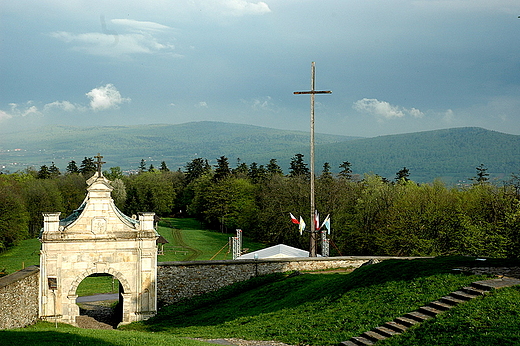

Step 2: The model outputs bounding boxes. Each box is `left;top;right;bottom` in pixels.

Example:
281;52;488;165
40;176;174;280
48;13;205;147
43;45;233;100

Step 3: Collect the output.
340;277;520;346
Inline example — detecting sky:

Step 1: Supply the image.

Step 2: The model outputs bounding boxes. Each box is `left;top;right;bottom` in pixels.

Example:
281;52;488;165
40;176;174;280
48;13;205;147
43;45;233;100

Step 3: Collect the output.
1;0;520;138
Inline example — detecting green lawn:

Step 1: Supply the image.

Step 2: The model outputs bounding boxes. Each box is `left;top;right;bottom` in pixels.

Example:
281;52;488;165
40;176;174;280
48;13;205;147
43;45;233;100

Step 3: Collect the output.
122;257;513;346
0;237;41;274
156;218;265;262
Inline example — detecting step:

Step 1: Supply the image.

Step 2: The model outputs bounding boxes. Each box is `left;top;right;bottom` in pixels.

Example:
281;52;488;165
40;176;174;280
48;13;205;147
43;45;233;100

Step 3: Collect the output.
349;336;376;345
394;316;420;328
383;321;409;333
429;300;454;311
440;295;466;306
373;326;401;338
404;311;433;322
338;341;358;346
361;330;387;343
417;305;442;316
462;286;487;296
471;280;496;292
450;290;477;301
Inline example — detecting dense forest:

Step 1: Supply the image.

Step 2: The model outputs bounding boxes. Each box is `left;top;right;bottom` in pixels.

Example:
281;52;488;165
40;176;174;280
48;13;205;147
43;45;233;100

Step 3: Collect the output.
1;155;520;259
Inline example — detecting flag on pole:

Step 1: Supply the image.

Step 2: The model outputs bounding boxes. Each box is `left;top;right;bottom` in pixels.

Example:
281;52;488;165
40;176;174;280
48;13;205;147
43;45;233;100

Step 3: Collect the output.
320;214;331;234
315;210;320;230
290;213;299;224
299;216;306;235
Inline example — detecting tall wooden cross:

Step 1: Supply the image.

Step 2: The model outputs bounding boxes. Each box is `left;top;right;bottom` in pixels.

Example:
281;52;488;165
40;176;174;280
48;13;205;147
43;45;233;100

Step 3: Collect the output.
94;153;106;176
294;62;332;257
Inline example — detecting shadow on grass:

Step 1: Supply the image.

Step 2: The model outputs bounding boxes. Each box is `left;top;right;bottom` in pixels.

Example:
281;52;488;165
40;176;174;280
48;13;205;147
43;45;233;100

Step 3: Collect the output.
131;256;511;333
0;329;115;346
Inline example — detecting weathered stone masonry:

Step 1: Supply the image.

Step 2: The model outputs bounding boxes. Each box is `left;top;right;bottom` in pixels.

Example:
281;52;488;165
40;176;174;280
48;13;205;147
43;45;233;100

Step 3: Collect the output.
0;266;40;329
1;256;420;329
157;256;412;306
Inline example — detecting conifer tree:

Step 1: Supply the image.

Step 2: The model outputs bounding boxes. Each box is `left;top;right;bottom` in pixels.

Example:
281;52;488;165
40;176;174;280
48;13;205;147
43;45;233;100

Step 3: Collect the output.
338;161;352;180
289;153;309;177
79;157;96;177
266;158;283;175
37;165;51;179
214;156;231;181
66;160;79;174
49;162;61;178
160;161;169;172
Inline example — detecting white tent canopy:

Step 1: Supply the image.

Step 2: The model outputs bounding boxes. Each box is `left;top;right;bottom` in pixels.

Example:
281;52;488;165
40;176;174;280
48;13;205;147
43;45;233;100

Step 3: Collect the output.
237;244;312;259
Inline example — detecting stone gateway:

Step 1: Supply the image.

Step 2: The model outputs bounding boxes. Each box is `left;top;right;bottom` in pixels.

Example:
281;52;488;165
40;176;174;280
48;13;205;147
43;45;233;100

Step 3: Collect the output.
39;170;158;326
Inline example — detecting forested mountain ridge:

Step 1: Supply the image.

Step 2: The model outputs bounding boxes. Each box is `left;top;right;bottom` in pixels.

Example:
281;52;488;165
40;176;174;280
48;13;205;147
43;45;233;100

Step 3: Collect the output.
0;121;355;174
1;122;519;183
317;127;520;183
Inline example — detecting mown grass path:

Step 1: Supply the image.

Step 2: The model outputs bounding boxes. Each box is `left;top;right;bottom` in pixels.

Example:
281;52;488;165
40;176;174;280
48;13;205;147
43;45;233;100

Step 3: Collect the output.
166;221;203;261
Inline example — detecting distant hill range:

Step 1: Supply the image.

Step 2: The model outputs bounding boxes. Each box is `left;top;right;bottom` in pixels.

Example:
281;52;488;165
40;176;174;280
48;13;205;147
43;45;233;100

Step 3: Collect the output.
1;122;519;184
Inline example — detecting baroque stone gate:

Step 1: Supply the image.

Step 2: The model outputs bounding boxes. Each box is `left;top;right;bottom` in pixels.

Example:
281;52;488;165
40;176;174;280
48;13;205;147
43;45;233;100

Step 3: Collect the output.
39;162;159;326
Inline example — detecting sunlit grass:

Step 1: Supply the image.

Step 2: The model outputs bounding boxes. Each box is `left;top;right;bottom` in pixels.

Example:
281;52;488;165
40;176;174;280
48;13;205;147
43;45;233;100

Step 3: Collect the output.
0;238;40;274
1;322;211;346
124;257;498;345
157;218;265;261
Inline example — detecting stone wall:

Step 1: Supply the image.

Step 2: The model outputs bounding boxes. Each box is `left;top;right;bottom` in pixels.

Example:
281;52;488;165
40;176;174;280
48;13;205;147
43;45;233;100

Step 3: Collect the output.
157;256;414;306
0;266;40;329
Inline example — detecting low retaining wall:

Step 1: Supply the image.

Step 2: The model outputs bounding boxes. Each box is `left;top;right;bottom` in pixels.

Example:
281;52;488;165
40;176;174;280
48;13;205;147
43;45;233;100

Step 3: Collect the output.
0;266;40;329
157;256;416;306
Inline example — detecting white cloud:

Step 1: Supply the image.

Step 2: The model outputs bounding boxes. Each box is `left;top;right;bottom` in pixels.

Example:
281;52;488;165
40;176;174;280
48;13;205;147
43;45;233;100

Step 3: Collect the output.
353;98;424;121
8;102;42;118
50;31;175;57
49;18;176;58
196;101;208;108
43;100;83;112
193;0;271;17
111;19;173;32
0;110;12;122
443;109;455;123
86;84;130;111
247;96;276;112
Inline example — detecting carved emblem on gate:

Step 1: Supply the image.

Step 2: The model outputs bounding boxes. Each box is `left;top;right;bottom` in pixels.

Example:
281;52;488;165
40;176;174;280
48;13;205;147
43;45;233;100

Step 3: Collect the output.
92;217;107;234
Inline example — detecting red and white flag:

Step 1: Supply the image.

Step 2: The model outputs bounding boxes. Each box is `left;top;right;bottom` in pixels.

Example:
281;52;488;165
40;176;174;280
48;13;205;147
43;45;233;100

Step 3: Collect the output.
290;213;299;224
314;210;320;230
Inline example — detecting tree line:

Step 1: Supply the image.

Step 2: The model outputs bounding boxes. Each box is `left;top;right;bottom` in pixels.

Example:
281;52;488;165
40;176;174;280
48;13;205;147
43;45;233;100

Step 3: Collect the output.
1;155;520;259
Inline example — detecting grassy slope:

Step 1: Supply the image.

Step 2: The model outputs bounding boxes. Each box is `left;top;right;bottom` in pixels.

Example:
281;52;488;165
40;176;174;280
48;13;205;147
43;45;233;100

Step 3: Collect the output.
380;285;520;346
0;237;40;274
3;257;520;345
122;257;519;346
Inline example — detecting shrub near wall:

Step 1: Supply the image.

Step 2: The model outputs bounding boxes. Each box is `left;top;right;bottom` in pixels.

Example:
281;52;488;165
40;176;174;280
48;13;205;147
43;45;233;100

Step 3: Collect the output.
157;256;412;306
0;266;40;329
